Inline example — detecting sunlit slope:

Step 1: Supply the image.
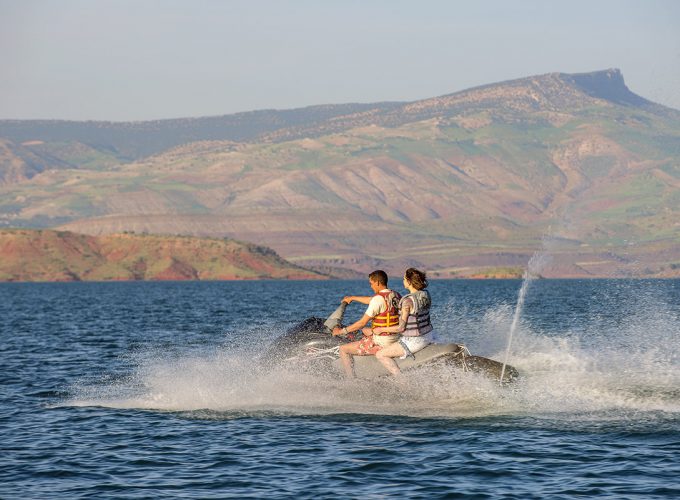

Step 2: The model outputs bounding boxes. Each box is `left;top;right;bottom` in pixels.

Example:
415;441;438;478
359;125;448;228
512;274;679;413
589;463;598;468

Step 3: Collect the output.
1;69;679;276
0;229;326;281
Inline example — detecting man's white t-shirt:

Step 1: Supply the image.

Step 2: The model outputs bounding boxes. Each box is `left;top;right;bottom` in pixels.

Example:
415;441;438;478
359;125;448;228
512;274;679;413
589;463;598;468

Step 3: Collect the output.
365;289;390;318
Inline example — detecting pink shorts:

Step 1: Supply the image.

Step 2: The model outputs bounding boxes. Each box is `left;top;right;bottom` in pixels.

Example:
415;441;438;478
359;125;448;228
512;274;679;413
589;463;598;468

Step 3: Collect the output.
356;336;381;356
355;334;398;355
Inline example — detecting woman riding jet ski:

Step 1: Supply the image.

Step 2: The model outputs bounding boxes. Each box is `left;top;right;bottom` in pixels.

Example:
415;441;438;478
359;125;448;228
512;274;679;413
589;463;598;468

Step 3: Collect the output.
262;301;519;384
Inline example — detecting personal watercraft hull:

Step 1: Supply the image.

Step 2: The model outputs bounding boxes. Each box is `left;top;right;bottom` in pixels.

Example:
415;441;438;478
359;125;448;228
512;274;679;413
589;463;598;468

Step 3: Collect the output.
346;342;518;382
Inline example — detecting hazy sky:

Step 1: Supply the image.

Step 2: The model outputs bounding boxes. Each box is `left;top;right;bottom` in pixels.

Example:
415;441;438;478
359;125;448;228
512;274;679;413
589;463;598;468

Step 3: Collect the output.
2;0;679;121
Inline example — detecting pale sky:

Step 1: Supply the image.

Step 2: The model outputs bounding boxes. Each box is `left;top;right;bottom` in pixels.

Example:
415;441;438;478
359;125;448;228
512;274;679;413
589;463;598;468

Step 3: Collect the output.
1;0;679;121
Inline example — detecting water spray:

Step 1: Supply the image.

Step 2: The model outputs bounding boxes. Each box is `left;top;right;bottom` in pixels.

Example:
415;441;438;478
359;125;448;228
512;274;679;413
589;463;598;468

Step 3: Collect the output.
499;252;546;385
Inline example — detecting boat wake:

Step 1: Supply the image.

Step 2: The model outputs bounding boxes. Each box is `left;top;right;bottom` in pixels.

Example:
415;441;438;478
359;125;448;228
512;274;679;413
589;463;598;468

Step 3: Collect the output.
66;293;680;424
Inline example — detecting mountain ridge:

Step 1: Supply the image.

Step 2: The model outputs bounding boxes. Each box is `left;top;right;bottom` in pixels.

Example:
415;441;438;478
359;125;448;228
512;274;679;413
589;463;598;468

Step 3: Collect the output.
1;69;676;167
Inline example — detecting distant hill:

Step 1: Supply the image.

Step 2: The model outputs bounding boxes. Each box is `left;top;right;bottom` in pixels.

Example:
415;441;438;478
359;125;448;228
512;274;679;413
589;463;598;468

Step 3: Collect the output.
1;69;679;278
0;102;400;177
0;229;327;281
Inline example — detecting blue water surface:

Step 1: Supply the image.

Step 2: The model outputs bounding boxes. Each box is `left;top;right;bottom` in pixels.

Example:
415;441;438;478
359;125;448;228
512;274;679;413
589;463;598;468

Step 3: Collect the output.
1;279;679;498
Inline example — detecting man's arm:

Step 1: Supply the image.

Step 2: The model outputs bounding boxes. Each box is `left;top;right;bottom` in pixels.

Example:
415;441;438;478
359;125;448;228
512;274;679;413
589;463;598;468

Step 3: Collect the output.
343;295;372;305
332;314;372;336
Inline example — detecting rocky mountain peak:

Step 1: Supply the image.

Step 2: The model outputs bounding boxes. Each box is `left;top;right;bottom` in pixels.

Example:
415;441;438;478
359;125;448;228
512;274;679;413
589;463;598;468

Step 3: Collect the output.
561;68;651;106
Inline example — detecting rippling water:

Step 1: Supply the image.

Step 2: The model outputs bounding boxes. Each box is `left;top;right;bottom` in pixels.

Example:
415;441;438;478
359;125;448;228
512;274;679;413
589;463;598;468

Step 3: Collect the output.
1;279;679;498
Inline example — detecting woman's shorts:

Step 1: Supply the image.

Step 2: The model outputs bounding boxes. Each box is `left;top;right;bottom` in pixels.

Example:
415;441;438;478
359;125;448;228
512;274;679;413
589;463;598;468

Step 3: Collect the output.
398;332;434;359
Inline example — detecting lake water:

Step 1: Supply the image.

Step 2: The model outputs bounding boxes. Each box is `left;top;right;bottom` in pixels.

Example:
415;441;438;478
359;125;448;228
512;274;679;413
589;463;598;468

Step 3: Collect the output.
1;279;679;498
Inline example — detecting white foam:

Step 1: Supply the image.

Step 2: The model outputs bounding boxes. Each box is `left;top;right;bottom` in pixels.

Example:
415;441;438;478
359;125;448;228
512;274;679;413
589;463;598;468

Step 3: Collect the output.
66;286;680;420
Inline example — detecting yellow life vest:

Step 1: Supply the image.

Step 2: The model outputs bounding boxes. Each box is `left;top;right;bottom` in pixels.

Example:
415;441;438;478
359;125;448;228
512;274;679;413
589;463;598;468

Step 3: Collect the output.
371;289;401;330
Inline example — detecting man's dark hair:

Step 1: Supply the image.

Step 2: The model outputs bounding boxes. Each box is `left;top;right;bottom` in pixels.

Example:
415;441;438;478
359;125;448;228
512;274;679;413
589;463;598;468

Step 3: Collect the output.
368;270;388;286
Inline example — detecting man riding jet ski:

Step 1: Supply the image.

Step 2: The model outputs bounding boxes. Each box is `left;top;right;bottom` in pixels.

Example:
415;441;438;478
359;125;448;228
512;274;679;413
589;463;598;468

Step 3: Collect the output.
330;270;403;377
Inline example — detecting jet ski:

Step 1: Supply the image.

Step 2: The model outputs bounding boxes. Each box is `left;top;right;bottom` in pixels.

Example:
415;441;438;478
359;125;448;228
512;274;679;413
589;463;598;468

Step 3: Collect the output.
262;303;519;383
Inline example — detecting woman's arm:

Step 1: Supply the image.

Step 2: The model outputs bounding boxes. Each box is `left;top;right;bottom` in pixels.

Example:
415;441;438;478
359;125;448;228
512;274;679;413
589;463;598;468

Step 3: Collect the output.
373;301;411;335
